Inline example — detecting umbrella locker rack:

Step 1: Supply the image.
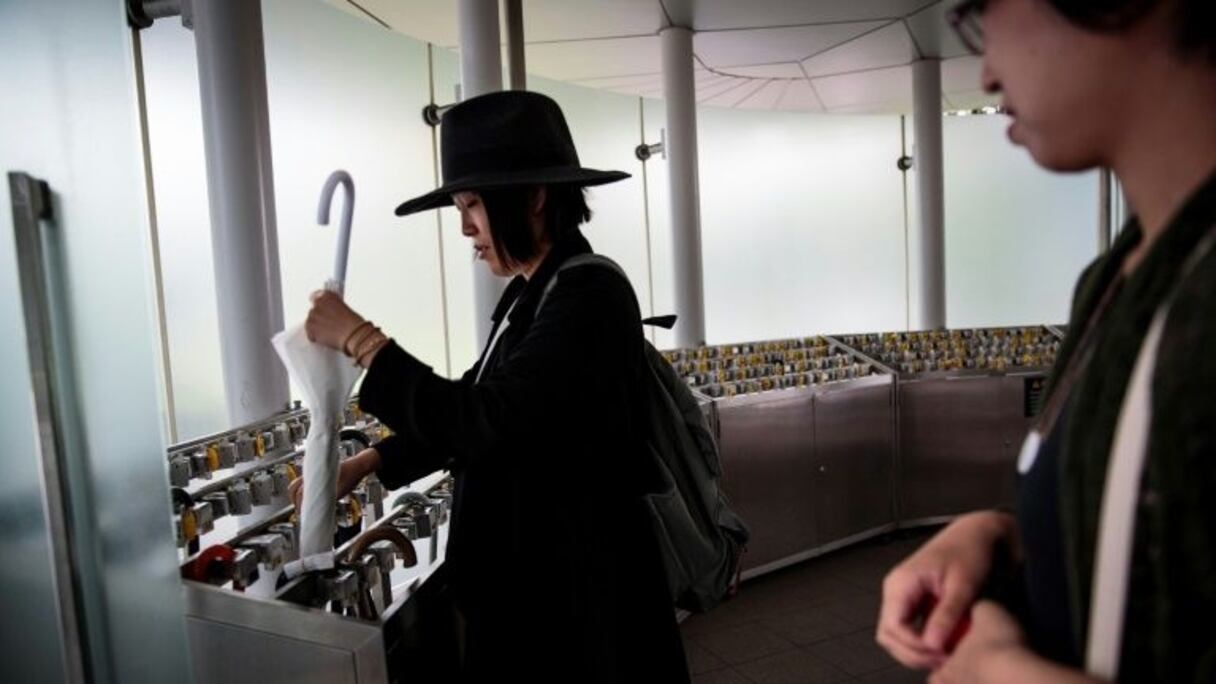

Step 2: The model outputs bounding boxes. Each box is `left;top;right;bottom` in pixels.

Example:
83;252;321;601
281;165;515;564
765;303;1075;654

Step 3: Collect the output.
170;397;458;683
663;325;1063;580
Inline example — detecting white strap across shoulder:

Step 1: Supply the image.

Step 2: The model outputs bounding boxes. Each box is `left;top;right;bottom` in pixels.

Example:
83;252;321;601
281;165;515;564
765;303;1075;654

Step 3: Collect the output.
1086;229;1215;679
1085;305;1165;679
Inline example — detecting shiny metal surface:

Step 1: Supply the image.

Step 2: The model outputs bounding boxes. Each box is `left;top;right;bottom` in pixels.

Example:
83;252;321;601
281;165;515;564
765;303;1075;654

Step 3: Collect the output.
182;474;453;683
717;387;818;570
8;171;87;682
897;373;1033;522
812;376;897;544
184;582;386;684
741;523;896;581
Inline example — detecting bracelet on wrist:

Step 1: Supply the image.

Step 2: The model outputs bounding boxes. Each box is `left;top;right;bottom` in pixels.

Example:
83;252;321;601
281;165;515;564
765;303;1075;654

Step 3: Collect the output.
343;321;375;357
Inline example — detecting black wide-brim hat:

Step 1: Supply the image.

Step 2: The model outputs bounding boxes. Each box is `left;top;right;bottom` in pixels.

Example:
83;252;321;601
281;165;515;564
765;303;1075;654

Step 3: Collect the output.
394;90;631;217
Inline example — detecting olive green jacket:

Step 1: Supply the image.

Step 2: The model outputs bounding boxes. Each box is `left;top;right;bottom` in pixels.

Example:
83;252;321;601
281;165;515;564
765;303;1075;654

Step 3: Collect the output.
1046;169;1216;681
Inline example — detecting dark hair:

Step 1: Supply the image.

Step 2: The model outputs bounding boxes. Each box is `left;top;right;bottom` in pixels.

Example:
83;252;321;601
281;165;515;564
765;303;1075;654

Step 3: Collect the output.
478;184;592;267
1049;0;1216;63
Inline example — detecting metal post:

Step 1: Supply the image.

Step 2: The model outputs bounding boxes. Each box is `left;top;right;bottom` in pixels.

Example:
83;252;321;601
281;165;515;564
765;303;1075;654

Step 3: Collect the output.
1098;167;1113;253
458;0;506;346
190;0;290;424
660;26;707;348
503;0;526;90
912;59;946;330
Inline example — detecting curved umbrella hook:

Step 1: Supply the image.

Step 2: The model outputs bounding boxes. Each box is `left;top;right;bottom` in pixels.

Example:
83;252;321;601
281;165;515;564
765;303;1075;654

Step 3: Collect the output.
317;170;355;296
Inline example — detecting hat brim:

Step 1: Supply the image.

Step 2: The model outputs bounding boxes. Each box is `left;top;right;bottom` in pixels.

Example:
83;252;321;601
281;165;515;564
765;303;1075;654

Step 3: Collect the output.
394;166;631;217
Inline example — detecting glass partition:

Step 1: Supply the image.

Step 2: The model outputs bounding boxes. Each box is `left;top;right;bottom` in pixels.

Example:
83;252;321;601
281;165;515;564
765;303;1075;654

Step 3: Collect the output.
943;114;1098;327
1;0;189;679
144;0;451;437
645;99;909;346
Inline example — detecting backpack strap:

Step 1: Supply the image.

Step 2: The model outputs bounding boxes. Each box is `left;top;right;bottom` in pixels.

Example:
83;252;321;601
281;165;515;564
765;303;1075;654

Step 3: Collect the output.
539;254;678;332
537;253;631;315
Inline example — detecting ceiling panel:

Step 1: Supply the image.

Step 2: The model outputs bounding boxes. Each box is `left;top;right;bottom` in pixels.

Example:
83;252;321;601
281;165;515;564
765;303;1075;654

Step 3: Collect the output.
338;0;458;45
676;0;939;31
694;71;736;95
801;21;915;78
733;79;793;110
694;22;886;68
828;100;910;114
571;72;664;89
711;62;806;79
904;1;970;59
325;0;967;115
696;76;752;104
517;0;666;42
941;55;984;93
774;79;826;112
946;89;1002;110
815;64;911;110
524;35;660;80
701;78;772;107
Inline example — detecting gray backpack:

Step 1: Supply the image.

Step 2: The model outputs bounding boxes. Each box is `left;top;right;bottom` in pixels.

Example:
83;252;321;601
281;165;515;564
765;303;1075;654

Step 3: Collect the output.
540;254;750;612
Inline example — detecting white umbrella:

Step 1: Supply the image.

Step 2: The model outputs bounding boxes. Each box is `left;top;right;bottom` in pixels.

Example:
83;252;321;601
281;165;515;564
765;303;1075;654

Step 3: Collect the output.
275;170;364;578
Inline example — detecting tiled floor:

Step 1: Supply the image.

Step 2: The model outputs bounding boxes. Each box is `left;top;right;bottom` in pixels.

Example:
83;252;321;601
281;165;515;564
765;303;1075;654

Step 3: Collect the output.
681;531;935;684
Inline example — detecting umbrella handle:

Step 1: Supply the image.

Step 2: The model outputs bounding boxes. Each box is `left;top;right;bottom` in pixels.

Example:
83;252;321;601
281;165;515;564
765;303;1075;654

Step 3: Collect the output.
317;170;355;296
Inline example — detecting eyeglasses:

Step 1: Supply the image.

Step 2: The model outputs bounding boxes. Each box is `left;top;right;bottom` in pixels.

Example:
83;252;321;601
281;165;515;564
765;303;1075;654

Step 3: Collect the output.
947;0;988;55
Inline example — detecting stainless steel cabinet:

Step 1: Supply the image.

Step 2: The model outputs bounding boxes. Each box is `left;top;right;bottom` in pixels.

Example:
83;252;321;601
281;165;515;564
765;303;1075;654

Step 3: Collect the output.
717;389;819;571
811;377;897;546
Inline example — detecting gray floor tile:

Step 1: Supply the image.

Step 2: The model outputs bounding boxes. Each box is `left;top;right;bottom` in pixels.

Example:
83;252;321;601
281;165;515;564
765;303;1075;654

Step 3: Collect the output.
759;606;857;646
805;629;899;677
820;589;881;630
734;648;854;684
684;639;729;675
690;623;798;666
692;668;752;684
857;665;927;683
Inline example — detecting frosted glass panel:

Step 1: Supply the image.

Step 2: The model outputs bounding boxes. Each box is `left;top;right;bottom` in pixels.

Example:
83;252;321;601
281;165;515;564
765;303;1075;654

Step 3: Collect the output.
528;77;652;334
263;0;448;378
141;19;226;439
1;0;189;679
431;47;479;374
641;99;677;351
647;100;908;345
943;115;1097;327
146;0;452;437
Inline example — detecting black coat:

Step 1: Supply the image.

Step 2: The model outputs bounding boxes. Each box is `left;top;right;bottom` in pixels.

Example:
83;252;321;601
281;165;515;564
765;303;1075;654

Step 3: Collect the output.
359;230;689;682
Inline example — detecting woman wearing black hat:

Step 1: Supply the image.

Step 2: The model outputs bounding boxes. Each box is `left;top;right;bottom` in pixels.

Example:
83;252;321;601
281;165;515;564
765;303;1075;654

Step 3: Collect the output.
299;91;689;681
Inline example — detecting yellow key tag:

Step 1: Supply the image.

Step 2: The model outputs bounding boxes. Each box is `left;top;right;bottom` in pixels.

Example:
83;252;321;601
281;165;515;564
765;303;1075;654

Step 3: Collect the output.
254;434;265;458
206;444;220;472
285;463;299;482
181;509;198;540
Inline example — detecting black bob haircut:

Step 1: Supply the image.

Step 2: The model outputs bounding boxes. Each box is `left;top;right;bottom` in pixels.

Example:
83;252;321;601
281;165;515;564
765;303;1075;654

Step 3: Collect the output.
1048;0;1215;63
477;184;593;268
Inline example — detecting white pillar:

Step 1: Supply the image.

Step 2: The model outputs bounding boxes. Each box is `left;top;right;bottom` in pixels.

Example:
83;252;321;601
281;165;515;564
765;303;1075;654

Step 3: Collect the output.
191;0;289;424
912;59;946;330
503;0;526;90
660;26;707;348
458;0;506;346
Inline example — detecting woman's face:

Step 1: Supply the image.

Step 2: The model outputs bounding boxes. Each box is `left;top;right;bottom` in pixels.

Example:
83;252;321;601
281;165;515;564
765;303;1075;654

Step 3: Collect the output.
979;0;1152;171
453;191;512;277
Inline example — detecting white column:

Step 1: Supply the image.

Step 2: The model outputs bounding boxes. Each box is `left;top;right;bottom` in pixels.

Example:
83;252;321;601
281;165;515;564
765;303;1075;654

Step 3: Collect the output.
458;0;506;346
660;26;707;348
503;0;526;90
912;59;946;330
191;0;289;424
